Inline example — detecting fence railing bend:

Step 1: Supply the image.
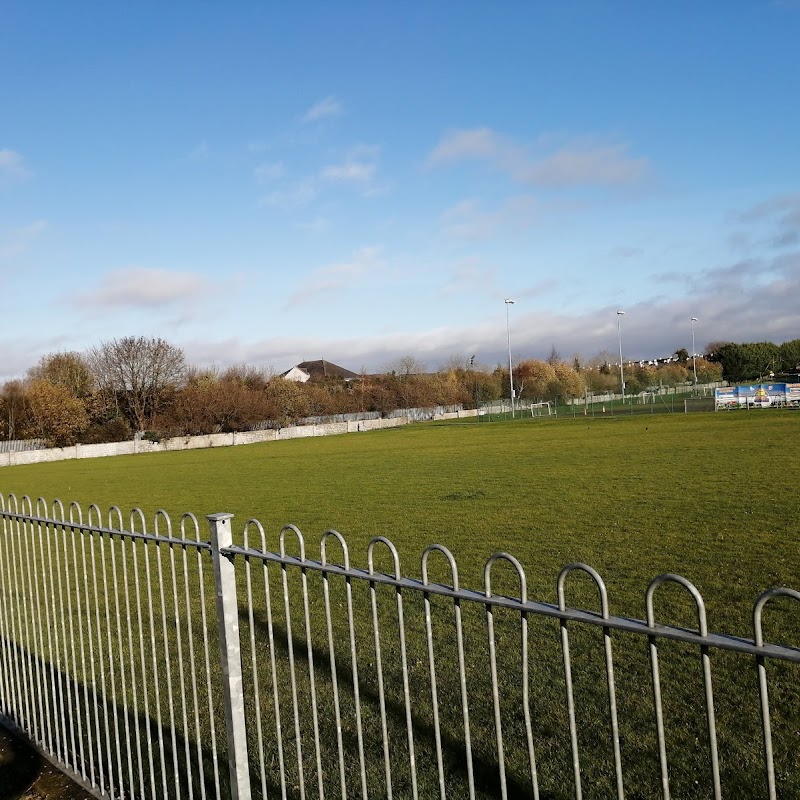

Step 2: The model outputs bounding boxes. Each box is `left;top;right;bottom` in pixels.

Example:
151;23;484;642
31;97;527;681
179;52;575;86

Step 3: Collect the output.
0;494;798;799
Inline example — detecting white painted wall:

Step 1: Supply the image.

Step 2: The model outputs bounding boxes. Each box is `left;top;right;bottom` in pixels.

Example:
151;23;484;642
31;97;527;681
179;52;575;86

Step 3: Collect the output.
0;415;417;468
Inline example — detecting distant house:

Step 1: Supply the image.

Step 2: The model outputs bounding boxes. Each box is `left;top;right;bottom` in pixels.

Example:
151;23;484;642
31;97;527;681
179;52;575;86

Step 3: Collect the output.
281;359;360;383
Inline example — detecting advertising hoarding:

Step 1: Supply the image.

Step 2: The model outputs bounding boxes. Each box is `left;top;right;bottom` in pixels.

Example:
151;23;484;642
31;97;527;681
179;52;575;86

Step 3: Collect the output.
715;383;800;409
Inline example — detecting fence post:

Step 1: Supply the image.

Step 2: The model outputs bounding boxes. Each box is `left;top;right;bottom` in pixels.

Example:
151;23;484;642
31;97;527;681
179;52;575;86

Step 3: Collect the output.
208;513;252;800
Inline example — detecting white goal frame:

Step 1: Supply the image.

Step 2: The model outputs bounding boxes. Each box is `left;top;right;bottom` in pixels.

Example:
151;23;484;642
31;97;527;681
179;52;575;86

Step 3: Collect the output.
529;401;553;417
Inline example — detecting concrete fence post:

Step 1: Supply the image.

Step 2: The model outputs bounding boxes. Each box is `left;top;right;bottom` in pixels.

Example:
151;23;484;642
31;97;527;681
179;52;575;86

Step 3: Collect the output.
208;512;252;800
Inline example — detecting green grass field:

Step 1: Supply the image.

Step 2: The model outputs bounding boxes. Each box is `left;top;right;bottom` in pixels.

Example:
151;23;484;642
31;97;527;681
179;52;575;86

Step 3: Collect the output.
2;411;798;626
2;411;799;798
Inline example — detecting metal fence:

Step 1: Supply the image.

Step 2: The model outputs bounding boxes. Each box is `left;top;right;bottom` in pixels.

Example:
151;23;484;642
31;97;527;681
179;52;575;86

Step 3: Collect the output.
386;404;462;421
1;495;799;799
249;412;383;431
0;438;46;454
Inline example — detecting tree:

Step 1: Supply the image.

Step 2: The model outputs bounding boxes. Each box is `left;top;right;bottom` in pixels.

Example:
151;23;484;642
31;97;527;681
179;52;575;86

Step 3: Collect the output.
552;362;585;399
439;354;471;372
741;342;780;381
28;351;94;397
155;376;268;436
658;362;690;387
220;364;273;390
261;378;309;427
711;343;747;382
621;367;647;394
88;337;186;431
693;358;723;383
705;341;733;362
583;350;618;393
514;360;556;401
674;348;689;364
471;370;502;404
634;364;659;390
0;381;26;440
22;380;88;446
778;339;800;373
385;355;427;377
712;341;780;383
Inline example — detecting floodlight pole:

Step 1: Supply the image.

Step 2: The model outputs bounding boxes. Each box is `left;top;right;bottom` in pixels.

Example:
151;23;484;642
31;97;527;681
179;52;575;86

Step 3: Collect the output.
505;299;516;418
617;310;626;402
691;317;698;394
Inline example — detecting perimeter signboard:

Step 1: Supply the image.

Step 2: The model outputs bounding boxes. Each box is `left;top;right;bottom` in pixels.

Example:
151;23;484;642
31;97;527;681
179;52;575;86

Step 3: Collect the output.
715;383;800;409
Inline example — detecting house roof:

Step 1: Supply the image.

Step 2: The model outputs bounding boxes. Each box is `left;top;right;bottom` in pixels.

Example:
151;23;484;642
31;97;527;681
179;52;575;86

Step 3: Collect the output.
281;359;360;381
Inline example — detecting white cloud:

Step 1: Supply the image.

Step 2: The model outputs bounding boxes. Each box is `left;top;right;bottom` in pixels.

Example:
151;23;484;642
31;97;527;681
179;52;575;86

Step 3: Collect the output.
0;220;47;259
186;141;210;161
429;128;507;164
514;279;560;301
441;200;493;240
302;95;343;124
441;196;538;240
439;257;498;296
527;143;648;187
287;246;382;307
0;149;31;186
363;182;392;198
296;216;332;235
0;334;78;382
254;161;286;182
695;251;797;297
321;144;380;185
321;161;375;182
609;245;644;259
429;128;649;188
7;246;794;384
734;193;800;248
73;267;214;309
260;179;318;209
257;143;380;211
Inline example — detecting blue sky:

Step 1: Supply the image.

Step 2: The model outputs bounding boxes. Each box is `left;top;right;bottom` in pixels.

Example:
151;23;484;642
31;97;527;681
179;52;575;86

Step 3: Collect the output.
2;1;799;380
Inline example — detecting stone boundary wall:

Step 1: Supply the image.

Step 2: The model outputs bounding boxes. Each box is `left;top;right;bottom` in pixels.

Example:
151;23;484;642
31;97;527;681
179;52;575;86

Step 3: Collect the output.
0;409;478;468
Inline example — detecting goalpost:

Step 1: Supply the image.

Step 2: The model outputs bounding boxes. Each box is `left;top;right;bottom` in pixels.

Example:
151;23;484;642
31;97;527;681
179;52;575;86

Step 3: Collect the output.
529;401;553;417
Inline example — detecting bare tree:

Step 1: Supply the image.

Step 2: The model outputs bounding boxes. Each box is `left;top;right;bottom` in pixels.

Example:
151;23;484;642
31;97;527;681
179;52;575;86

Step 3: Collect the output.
88;336;186;431
385;355;426;376
546;345;561;366
220;364;274;390
0;381;26;440
438;354;470;372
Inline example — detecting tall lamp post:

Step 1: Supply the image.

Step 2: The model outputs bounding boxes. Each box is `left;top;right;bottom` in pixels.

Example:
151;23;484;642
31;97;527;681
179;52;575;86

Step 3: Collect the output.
505;299;516;418
691;317;698;394
616;310;626;402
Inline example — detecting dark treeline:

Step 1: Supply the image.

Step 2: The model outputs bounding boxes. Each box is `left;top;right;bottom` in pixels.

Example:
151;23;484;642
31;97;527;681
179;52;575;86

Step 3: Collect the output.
706;339;800;384
11;334;798;449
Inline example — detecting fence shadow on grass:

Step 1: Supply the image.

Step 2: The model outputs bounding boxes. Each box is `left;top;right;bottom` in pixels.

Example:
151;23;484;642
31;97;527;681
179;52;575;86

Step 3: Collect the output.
0;636;240;800
245;607;556;800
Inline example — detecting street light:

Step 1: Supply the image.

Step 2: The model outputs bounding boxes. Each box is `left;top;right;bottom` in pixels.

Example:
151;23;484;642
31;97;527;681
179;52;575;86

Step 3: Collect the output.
691;317;698;393
505;299;515;418
617;311;626;402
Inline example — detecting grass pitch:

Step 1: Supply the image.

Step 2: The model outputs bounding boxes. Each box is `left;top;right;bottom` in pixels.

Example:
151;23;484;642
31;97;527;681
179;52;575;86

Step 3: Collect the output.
2;411;797;629
2;411;799;798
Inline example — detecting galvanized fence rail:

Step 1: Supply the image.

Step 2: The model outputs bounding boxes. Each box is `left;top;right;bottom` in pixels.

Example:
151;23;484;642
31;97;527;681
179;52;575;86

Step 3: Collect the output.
1;494;799;799
0;495;225;800
0;437;47;454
